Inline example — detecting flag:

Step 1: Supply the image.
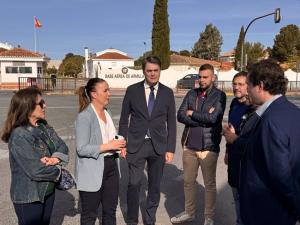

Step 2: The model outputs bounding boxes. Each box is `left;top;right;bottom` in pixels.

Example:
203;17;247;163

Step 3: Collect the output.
34;17;42;28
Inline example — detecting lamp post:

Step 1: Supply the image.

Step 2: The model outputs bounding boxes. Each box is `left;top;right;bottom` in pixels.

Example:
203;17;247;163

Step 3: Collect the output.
296;60;300;91
143;41;147;55
240;8;281;71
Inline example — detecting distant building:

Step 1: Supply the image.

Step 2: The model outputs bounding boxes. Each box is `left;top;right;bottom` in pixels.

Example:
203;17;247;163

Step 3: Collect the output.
170;54;233;72
47;60;62;70
84;48;134;78
220;50;235;63
0;47;49;89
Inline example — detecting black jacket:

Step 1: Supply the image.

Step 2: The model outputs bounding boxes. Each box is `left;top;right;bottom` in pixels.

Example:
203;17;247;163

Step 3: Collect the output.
119;81;176;155
227;107;259;187
177;86;226;152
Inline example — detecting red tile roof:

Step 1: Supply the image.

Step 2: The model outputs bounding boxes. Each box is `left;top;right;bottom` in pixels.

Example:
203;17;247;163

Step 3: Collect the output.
93;52;133;60
0;48;44;58
170;54;233;71
221;50;235;57
0;47;8;53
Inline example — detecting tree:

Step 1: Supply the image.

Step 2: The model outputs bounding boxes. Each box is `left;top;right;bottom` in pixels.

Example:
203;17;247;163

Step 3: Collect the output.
271;24;300;63
234;26;244;70
134;51;152;67
152;0;170;70
46;66;58;75
58;53;84;77
179;50;191;57
192;23;223;60
244;42;266;67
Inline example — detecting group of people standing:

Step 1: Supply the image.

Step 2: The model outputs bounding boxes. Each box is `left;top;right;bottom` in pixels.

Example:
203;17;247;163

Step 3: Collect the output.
2;56;300;225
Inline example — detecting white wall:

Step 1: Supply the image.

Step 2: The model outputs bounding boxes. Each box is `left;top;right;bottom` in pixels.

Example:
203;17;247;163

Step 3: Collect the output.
97;67;198;88
91;60;134;76
0;61;43;83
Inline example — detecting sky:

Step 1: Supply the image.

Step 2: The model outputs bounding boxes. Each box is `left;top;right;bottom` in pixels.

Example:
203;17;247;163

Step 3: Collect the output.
1;0;299;60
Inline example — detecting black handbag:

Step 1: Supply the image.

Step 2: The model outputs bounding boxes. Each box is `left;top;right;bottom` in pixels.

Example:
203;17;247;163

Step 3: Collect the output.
56;167;76;191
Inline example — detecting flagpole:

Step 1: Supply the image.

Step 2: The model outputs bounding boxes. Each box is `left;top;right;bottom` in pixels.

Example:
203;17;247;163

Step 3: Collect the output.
34;16;37;52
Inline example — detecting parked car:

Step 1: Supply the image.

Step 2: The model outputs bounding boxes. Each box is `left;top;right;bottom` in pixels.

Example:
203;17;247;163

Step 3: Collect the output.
176;74;199;89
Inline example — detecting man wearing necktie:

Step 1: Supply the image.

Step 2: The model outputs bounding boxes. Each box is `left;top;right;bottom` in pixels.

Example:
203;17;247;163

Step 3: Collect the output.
119;56;176;225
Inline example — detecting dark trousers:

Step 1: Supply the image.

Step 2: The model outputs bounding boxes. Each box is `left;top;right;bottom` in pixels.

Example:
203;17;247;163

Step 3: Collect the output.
13;191;55;225
79;156;119;225
126;139;165;225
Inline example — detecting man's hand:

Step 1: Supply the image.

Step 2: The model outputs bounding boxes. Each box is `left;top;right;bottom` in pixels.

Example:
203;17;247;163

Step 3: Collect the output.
223;124;238;144
209;107;215;113
186;110;193;117
165;152;174;163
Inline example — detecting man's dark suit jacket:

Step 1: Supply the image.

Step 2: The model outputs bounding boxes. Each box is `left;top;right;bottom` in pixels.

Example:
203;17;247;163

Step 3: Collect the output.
119;81;176;155
240;96;300;225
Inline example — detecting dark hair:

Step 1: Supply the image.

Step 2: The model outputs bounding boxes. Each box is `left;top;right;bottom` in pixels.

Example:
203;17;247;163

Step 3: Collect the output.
78;78;106;112
1;87;42;142
248;59;288;95
142;56;161;71
199;63;214;72
233;71;247;82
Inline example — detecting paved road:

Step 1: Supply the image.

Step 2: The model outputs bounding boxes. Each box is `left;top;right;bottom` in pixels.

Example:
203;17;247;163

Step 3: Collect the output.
1;92;300;225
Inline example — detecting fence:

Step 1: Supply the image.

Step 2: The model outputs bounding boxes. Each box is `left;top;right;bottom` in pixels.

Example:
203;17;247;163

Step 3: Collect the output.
18;77;88;92
19;77;300;93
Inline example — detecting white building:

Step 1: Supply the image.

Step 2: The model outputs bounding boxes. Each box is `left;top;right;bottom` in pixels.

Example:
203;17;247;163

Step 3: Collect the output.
0;47;49;89
85;48;134;78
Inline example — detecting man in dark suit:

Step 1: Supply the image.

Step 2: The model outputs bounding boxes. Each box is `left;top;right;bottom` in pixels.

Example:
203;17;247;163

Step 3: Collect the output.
240;59;300;225
119;56;176;225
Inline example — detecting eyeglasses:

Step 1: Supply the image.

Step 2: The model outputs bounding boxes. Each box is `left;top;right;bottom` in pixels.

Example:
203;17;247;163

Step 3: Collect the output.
36;99;46;109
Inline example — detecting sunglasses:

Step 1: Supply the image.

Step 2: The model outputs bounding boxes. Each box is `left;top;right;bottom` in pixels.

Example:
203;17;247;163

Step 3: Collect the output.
36;99;46;109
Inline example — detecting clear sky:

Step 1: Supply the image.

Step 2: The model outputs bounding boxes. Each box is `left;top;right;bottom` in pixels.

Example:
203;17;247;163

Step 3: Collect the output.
1;0;299;60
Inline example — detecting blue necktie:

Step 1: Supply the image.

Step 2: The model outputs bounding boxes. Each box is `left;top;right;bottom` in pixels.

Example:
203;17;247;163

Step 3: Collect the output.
147;86;155;116
147;86;155;137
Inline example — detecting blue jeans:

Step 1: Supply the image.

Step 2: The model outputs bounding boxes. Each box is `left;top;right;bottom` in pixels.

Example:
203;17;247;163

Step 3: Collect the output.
231;187;244;225
13;191;55;225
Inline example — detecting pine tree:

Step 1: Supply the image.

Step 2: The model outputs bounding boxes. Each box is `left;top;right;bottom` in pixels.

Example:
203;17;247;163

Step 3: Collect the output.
234;26;244;70
271;24;300;63
191;24;223;60
244;42;265;67
152;0;170;70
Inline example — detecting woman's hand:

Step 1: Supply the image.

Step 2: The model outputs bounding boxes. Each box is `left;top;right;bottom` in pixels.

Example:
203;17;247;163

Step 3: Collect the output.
120;148;127;158
101;139;126;152
40;157;60;166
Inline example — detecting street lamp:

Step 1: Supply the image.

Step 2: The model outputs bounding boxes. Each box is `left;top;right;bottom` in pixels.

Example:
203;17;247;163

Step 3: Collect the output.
240;8;281;71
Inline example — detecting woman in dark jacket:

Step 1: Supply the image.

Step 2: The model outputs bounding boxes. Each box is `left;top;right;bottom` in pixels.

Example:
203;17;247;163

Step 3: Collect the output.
1;87;69;225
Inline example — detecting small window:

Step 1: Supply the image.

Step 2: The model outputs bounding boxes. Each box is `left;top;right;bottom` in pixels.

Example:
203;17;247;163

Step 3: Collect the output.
19;67;32;74
37;67;42;74
5;67;18;73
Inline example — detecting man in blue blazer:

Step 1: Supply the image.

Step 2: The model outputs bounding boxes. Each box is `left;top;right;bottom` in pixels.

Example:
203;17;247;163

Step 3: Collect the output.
240;59;300;225
119;56;176;225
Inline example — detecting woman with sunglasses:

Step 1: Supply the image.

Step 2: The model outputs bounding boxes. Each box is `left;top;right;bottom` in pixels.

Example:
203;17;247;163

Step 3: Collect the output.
1;87;69;225
75;78;126;225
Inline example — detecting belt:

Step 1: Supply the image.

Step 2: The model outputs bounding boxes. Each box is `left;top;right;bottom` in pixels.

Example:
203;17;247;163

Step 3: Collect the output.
104;153;119;159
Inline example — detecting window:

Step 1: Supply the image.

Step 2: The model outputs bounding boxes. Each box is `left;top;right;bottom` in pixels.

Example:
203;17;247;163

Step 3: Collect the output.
19;67;32;74
37;67;42;74
5;67;18;73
